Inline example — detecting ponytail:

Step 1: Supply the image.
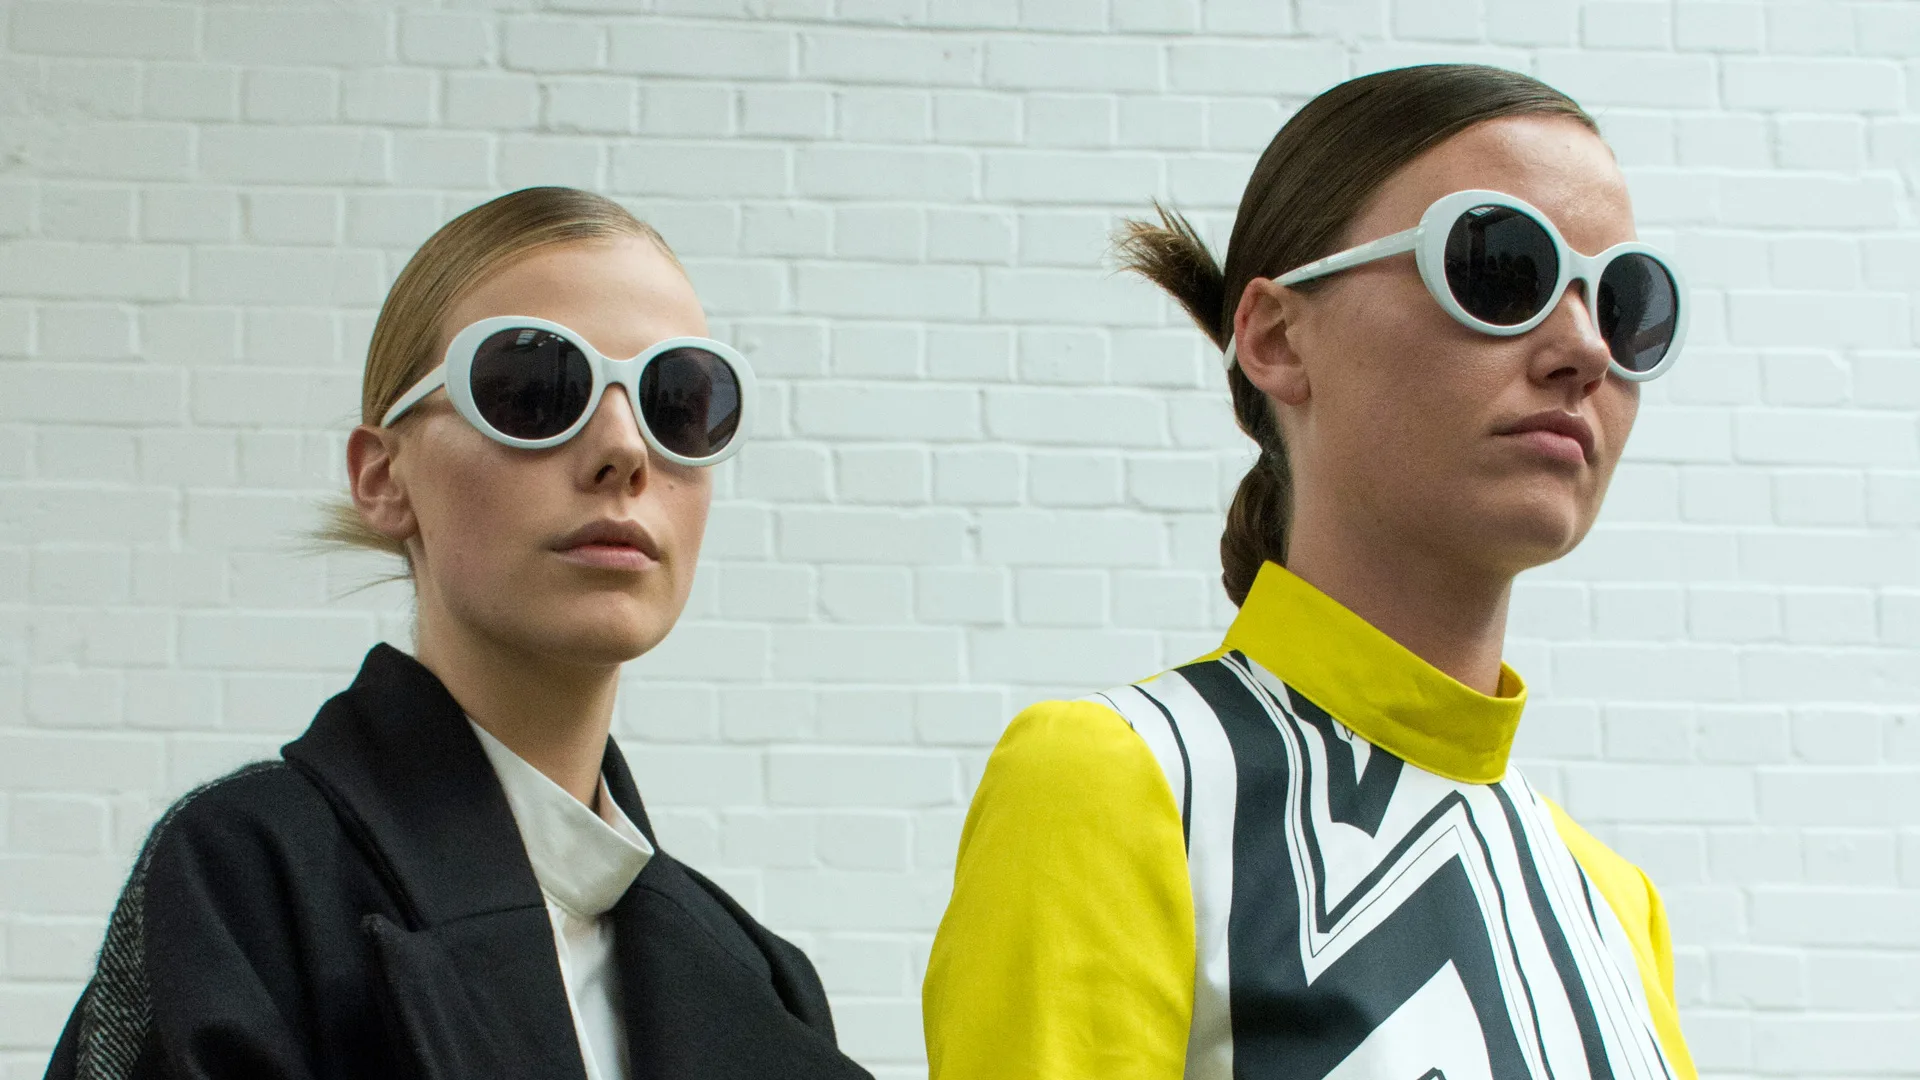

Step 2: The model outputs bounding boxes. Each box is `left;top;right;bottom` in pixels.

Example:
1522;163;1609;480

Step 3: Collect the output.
1114;202;1292;606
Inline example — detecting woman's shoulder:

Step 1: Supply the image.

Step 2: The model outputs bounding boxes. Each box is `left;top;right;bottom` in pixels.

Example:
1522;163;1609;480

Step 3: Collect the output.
985;695;1164;789
965;693;1185;852
1539;796;1665;923
138;757;347;875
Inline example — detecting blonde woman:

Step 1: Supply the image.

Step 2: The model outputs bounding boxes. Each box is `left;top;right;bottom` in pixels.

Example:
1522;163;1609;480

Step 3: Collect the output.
49;188;871;1080
925;65;1695;1080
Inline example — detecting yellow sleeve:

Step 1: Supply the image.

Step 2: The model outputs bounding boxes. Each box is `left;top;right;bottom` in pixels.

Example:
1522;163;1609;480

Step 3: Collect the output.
1546;800;1697;1080
923;699;1195;1080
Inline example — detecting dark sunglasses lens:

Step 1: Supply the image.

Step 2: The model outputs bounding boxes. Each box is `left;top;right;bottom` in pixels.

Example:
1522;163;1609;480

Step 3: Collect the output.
639;347;742;460
469;328;594;440
1443;205;1559;326
1597;253;1679;374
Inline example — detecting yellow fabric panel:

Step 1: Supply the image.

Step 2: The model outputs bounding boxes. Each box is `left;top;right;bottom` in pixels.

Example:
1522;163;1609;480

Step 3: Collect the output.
1546;800;1698;1080
923;698;1195;1080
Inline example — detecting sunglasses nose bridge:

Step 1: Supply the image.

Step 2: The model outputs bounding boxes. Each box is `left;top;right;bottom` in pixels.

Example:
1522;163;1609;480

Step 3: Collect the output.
600;354;651;404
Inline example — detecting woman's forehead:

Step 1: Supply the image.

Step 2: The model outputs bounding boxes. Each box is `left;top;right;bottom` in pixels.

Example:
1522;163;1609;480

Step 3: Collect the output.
441;236;705;359
1356;115;1635;252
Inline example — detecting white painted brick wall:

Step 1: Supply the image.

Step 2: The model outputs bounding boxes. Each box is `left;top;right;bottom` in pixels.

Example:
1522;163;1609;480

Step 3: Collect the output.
1;0;1917;1076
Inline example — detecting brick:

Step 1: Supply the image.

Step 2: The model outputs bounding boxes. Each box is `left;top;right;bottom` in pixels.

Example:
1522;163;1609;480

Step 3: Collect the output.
984;387;1165;446
771;626;962;682
191;247;386;307
741;87;832;138
803;30;980;85
205;7;392;66
970;627;1160;685
10;2;196;59
983;149;1158;204
342;68;438;127
977;509;1166;567
640;85;733;137
1166;42;1346;95
445;72;541;130
1676;1;1764;51
497;136;604;191
1734;411;1917;468
984;39;1161;91
1013;568;1106;628
770;751;955;806
1727;292;1907;349
625;746;765;806
608;23;793;79
1724;57;1903;112
400;12;494;67
1534;51;1717;108
0;364;183;426
836;446;930;504
776;507;967;564
1028;450;1119;507
542;78;637;134
915;566;1009;626
393;132;494;188
200;127;390;185
503;18;604;72
795;264;978;320
611;143;790;199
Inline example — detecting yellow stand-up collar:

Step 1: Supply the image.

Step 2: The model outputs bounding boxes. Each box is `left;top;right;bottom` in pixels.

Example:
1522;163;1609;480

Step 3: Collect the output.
1220;561;1527;785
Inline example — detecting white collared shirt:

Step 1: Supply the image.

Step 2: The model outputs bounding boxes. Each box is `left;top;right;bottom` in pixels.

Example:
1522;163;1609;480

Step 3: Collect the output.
469;721;653;1080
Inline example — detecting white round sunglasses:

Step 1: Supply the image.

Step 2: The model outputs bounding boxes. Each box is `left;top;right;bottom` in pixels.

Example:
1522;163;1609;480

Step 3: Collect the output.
382;315;757;468
1225;189;1687;382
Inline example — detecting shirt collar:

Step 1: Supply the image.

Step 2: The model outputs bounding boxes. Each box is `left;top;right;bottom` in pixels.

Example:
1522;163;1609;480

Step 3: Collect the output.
1219;561;1527;784
468;720;654;919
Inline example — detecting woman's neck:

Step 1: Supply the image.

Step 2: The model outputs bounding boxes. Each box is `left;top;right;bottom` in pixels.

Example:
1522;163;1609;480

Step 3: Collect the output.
1282;509;1515;696
412;608;620;807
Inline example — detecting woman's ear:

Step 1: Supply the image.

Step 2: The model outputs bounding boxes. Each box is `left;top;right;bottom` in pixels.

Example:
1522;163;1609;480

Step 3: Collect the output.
1231;277;1311;407
346;425;419;544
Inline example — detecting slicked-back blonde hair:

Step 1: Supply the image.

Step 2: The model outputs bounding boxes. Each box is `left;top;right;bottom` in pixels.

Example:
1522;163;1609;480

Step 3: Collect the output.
319;186;677;561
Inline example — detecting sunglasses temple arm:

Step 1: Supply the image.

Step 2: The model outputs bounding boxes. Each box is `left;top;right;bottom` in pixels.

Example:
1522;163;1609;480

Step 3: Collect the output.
1274;227;1420;287
379;365;448;427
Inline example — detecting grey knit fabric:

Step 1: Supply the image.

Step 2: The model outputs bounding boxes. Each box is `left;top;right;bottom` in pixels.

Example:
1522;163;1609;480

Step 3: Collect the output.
75;761;287;1080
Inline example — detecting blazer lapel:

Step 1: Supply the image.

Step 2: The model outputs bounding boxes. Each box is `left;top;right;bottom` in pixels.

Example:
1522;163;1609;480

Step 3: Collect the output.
283;644;586;1080
602;744;873;1080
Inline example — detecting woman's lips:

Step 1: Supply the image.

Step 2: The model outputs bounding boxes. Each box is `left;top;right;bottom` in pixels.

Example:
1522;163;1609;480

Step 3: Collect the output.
1494;409;1596;467
1502;427;1589;466
550;518;662;571
555;542;658;571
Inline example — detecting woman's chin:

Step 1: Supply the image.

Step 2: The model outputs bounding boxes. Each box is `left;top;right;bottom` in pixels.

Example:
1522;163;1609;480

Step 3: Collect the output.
495;606;677;671
1479;504;1593;573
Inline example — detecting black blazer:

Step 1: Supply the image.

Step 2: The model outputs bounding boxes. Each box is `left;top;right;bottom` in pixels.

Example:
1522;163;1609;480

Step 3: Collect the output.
46;644;874;1080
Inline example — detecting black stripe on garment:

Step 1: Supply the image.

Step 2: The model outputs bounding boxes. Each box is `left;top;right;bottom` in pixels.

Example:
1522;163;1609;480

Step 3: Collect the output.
1284;689;1403;838
1492;784;1616;1080
1180;654;1535;1080
1135;683;1195;849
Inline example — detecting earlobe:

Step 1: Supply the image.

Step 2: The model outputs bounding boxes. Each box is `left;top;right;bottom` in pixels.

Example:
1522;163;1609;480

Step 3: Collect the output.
1230;278;1312;407
345;425;419;543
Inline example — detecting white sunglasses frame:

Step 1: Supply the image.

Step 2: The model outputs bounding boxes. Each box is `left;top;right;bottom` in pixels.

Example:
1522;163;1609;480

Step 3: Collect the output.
381;315;758;468
1224;188;1687;383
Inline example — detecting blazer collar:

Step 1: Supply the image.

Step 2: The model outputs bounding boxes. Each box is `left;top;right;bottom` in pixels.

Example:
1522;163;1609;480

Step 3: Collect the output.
281;643;659;928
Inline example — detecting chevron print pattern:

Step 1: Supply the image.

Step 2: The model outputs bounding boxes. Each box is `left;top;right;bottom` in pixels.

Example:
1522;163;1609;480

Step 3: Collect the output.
1093;652;1675;1080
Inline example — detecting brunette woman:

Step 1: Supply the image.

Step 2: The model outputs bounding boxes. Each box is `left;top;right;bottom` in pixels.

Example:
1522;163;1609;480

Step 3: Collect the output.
924;65;1696;1080
48;187;871;1080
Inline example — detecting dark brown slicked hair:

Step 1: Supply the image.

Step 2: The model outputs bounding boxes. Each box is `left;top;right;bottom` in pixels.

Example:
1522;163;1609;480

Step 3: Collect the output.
1114;64;1597;606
